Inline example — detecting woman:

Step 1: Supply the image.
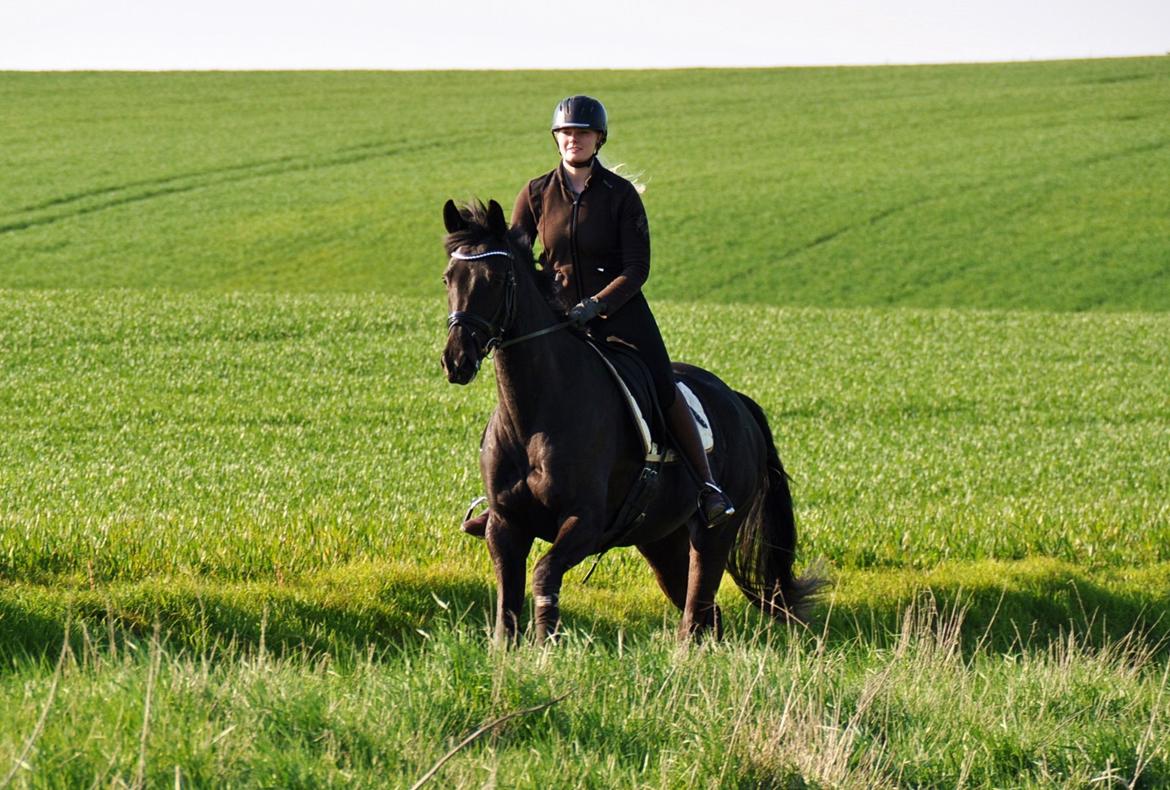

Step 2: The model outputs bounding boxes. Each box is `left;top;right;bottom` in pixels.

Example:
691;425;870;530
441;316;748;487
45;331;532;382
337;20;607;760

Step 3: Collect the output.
463;95;734;535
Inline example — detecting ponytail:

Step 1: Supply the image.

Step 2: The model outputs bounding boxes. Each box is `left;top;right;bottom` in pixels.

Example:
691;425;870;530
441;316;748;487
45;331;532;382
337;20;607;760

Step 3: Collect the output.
598;156;647;195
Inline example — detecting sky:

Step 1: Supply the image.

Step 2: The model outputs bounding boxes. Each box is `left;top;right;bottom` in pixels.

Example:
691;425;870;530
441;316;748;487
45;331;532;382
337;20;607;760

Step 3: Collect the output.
1;0;1167;70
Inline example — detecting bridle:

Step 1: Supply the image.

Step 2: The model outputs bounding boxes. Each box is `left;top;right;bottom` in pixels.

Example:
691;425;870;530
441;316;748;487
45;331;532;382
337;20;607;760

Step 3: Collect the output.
446;247;573;359
447;248;517;356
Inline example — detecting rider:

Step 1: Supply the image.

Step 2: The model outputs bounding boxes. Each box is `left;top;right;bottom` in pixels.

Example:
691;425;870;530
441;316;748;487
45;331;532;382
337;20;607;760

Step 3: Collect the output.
461;94;735;535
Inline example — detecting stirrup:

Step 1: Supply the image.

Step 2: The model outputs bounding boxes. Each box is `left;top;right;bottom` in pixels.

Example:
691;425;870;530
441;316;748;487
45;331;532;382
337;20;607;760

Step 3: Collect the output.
461;496;489;538
699;482;735;529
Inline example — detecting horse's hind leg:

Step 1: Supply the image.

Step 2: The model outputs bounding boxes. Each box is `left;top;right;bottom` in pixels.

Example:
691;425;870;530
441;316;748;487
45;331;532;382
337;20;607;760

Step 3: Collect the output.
680;517;739;641
637;527;690;612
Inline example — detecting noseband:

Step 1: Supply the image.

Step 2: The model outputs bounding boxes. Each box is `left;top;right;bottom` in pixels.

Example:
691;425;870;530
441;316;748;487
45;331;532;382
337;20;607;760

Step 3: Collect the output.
446;247;574;359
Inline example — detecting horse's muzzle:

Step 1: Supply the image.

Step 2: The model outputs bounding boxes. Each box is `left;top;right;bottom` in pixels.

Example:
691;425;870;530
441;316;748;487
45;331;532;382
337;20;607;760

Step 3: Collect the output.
442;329;481;385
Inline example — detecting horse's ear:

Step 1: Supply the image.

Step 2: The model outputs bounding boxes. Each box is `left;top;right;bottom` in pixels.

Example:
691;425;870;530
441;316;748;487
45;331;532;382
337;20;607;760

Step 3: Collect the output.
443;200;466;234
486;199;507;237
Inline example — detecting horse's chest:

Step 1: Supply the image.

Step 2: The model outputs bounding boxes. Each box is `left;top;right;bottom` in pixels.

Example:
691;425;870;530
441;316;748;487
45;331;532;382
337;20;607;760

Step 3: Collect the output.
521;433;557;503
489;432;558;509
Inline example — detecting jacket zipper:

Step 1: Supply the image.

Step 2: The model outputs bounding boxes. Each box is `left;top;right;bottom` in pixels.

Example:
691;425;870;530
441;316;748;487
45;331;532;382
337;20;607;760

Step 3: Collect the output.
569;192;584;302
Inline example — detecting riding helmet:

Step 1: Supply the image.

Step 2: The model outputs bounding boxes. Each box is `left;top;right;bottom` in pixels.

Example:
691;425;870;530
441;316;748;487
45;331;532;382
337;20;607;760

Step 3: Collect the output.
550;95;608;146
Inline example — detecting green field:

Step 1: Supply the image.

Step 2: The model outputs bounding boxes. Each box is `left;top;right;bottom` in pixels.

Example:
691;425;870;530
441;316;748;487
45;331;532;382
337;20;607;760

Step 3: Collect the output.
3;61;1168;307
2;59;1170;787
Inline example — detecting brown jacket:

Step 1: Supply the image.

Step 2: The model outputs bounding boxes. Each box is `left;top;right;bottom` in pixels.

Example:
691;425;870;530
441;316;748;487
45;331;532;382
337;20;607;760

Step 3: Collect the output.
511;160;650;315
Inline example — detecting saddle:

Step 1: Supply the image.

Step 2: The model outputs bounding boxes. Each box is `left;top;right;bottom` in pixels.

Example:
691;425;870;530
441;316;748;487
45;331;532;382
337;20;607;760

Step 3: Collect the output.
583;337;717;552
585;338;714;464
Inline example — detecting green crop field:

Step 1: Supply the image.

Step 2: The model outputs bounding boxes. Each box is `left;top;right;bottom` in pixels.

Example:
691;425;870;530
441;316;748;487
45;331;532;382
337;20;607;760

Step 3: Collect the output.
2;59;1169;787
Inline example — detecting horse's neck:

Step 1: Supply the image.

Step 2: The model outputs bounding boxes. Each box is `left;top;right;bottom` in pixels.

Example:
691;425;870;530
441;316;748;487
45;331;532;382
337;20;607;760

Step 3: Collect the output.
492;278;585;429
506;271;560;343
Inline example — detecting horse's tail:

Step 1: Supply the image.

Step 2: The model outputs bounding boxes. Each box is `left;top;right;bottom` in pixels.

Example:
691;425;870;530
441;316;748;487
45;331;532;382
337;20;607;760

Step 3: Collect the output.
727;393;826;623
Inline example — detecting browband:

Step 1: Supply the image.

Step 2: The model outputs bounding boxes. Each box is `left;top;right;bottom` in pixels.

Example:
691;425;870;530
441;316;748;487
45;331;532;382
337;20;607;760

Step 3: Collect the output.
450;249;512;261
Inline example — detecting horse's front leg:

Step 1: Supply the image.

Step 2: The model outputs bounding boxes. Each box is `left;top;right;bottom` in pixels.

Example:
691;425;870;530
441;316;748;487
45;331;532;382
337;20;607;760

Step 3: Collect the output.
486;515;534;646
680;517;738;641
531;511;602;643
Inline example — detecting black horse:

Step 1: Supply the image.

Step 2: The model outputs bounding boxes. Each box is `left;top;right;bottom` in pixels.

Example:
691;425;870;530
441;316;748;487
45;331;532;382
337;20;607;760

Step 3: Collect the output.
441;198;819;643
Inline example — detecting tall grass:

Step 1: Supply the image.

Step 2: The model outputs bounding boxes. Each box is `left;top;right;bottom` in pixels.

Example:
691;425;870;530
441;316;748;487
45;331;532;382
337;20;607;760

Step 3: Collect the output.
3;557;1169;668
1;600;1166;788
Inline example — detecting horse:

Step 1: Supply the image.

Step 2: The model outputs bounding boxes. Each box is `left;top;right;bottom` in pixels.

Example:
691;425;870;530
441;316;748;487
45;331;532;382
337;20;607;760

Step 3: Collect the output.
440;198;820;644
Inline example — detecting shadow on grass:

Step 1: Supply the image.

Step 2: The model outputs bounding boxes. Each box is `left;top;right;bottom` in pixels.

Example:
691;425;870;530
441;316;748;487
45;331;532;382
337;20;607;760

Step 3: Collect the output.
810;558;1170;655
0;565;490;667
2;558;1168;667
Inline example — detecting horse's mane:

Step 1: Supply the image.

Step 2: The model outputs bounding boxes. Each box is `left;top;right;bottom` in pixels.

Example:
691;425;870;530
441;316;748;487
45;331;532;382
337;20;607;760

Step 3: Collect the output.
444;199;563;313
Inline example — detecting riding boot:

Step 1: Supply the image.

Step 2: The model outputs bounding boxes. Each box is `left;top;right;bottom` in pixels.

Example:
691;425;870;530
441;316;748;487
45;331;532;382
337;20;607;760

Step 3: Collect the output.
461;512;488;538
666;390;735;528
460;498;489;538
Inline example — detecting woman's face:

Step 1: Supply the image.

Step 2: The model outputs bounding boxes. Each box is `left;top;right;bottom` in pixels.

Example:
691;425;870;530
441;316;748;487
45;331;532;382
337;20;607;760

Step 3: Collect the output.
555;127;601;167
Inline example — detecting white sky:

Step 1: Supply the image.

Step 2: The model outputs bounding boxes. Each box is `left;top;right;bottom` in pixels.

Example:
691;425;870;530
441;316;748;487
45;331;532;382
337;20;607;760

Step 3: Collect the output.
1;0;1166;70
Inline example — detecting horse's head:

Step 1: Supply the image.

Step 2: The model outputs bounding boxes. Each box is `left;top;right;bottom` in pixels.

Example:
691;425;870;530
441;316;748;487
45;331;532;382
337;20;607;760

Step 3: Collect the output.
441;198;517;385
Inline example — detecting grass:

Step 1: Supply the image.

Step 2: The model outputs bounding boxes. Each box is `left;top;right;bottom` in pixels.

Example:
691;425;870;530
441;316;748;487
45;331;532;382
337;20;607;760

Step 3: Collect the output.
3;290;1166;785
2;599;1168;788
2;60;1170;786
4;558;1170;666
2;59;1168;309
1;292;1166;584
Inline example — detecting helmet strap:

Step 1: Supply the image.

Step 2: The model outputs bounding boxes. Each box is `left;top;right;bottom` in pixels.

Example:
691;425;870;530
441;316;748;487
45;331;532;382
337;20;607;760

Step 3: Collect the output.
564;153;596;170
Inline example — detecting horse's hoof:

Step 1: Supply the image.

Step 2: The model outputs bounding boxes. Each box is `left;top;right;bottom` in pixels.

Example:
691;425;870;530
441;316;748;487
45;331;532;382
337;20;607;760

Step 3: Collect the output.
461;511;489;538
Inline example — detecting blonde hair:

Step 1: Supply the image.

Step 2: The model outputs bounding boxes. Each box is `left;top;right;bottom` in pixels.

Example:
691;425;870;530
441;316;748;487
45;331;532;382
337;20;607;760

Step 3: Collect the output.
598;157;647;195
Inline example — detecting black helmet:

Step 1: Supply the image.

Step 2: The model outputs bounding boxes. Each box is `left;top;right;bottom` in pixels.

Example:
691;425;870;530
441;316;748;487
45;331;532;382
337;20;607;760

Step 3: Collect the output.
550;95;608;146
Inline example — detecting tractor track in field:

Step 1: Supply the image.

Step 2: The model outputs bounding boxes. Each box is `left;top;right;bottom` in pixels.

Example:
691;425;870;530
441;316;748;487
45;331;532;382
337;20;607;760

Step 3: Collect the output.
785;197;934;258
703;195;935;295
705;135;1169;298
0;139;442;235
1077;138;1169;169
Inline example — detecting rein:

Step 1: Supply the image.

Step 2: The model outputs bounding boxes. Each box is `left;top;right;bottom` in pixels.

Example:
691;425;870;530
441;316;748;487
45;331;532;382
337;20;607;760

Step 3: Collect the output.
447;248;574;356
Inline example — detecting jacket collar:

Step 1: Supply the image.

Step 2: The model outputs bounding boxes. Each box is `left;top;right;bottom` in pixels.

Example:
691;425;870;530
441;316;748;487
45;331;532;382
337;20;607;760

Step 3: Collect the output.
555;158;613;195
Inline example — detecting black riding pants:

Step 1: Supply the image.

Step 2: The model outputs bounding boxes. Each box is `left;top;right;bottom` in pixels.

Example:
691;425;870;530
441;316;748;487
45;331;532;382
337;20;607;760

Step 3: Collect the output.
584;293;677;410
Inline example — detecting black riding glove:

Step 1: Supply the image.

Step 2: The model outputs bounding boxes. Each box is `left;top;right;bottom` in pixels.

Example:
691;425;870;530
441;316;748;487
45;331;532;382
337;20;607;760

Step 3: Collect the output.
569;298;606;327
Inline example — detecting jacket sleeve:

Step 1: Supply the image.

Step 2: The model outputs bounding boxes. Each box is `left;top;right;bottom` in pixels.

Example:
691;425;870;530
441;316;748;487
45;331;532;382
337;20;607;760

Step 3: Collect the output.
593;187;651;314
510;182;538;248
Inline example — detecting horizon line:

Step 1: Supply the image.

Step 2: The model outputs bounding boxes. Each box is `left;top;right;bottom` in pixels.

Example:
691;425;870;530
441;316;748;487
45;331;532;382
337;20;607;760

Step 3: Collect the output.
2;52;1167;74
